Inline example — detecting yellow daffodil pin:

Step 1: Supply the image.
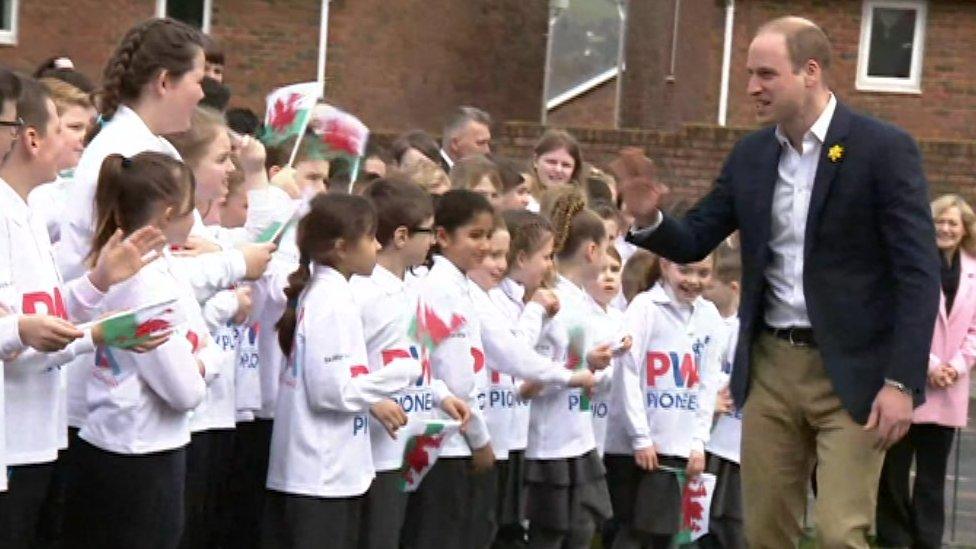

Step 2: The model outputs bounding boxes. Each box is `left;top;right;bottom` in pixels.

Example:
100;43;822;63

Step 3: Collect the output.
827;144;844;163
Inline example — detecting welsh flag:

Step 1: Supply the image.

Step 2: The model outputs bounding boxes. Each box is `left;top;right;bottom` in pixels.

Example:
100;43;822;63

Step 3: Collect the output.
407;299;466;385
262;82;321;146
566;325;590;410
255;218;295;245
309;103;369;159
82;298;182;350
399;418;461;492
670;470;717;544
308;103;370;182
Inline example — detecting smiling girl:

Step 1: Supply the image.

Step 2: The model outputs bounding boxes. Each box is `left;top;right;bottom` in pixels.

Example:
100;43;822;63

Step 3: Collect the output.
528;130;583;207
604;254;725;548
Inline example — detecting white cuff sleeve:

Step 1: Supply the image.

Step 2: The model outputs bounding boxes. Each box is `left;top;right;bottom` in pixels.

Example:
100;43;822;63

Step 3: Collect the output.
628;211;663;239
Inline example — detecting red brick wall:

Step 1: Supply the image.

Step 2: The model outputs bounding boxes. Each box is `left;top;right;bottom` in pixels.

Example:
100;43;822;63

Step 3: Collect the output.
325;0;547;134
726;0;976;140
547;76;618;129
211;0;321;113
0;0;322;117
0;0;154;81
0;0;547;135
619;0;726;131
488;122;976;207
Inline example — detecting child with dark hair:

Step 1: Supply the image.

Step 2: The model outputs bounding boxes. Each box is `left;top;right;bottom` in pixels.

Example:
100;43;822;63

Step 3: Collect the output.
204;40;225;83
264;194;418;549
495;156;532;212
402;190;496;549
200;76;231;112
226;107;261;137
351;177;472;549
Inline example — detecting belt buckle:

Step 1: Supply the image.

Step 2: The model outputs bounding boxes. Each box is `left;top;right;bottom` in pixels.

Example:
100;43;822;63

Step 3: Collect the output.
787;328;808;348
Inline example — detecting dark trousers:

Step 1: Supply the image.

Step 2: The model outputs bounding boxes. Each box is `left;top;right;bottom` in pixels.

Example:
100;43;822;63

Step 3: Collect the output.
0;461;56;548
876;423;956;549
359;470;409;549
35;449;69;549
64;439;186;549
180;428;235;549
402;457;493;549
224;419;274;549
261;490;363;549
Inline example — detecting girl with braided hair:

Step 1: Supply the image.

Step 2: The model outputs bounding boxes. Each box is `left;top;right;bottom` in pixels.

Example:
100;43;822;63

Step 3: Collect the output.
57;19;273;500
59;16;206;284
520;189;616;549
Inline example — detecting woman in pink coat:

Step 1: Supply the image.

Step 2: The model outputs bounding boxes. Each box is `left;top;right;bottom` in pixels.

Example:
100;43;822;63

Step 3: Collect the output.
876;194;976;549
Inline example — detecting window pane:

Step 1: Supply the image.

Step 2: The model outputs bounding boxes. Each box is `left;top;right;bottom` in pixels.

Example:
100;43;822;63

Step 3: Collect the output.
867;7;916;78
167;0;205;30
0;0;9;31
548;0;622;102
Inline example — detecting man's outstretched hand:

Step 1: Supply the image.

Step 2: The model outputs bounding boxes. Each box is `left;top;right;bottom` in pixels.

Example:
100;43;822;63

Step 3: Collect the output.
609;147;669;228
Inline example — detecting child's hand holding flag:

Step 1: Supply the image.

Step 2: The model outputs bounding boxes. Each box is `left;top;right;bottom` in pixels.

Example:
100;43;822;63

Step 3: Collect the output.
399;418;462;492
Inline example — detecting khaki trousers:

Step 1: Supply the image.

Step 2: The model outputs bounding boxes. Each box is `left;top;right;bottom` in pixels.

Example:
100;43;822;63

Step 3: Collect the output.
741;332;885;548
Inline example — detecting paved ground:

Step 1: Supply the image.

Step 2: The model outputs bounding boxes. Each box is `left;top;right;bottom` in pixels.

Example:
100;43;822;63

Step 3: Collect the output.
942;418;976;547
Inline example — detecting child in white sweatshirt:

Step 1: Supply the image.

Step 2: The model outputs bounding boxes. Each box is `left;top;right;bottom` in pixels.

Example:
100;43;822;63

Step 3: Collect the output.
263;194;419;549
604;253;725;549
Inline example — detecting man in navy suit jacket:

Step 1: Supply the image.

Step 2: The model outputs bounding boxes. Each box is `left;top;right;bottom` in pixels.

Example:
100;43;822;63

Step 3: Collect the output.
618;16;940;548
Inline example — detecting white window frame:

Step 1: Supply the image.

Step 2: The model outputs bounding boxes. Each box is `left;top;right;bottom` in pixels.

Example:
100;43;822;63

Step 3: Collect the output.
546;67;619;111
855;0;927;94
0;0;19;46
156;0;212;34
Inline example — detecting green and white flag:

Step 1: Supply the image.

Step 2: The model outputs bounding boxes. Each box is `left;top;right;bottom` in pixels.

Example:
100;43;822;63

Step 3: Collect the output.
659;466;716;544
79;297;181;350
399;418;461;492
262;82;321;146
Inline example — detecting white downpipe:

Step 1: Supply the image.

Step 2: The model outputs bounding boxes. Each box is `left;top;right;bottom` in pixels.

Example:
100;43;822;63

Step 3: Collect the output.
317;0;330;93
666;0;681;81
614;0;628;129
718;0;734;126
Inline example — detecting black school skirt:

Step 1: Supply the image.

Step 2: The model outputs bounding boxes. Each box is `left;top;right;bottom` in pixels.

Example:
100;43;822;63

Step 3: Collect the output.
524;449;613;532
605;453;687;536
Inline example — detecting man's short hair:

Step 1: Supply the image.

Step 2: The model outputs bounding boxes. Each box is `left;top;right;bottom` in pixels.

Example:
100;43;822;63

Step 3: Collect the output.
17;76;52;137
441;106;492;146
758;16;832;73
0;67;20;106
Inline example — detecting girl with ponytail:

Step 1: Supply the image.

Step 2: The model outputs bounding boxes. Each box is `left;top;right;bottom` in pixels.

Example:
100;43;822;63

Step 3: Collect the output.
263;194;419;549
65;152;228;549
520;189;616;548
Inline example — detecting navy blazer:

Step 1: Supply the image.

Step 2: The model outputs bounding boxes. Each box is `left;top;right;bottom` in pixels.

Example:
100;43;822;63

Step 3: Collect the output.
628;102;941;423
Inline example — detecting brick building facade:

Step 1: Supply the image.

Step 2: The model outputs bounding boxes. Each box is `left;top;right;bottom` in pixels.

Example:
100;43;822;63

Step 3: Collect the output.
0;0;547;134
573;0;976;143
0;0;970;203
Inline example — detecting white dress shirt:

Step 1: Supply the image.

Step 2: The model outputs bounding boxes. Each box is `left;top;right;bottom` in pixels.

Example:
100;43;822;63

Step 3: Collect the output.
629;95;838;330
764;94;836;328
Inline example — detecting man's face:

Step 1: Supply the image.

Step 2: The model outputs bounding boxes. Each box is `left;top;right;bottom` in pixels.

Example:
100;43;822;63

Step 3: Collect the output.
746;32;806;127
451;121;491;160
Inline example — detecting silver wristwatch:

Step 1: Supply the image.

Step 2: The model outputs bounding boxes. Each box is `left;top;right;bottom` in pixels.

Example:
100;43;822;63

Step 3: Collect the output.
884;378;912;395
